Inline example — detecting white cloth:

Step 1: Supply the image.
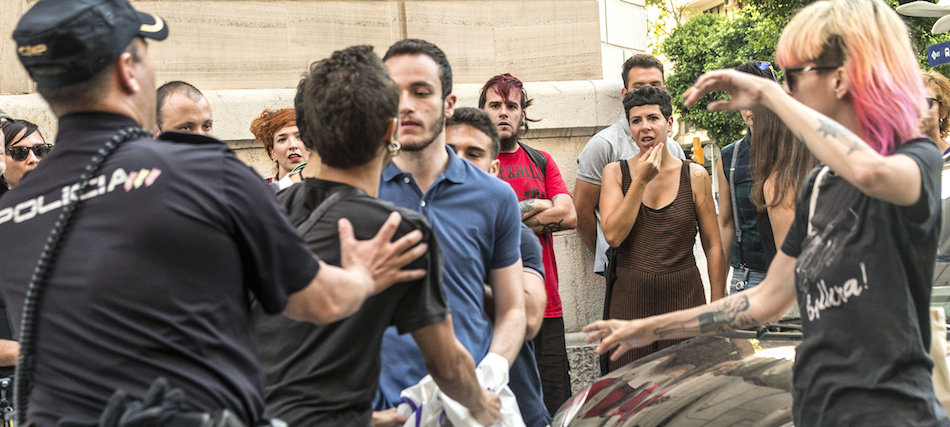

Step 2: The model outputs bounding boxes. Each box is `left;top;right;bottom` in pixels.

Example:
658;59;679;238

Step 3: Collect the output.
397;353;525;427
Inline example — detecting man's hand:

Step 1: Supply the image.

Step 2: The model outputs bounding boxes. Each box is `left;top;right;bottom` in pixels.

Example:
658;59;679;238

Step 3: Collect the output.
372;408;408;427
338;212;428;294
470;389;501;426
519;198;552;221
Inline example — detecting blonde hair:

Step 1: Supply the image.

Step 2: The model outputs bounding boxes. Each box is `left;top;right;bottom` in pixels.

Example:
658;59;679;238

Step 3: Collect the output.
923;70;950;140
776;0;924;155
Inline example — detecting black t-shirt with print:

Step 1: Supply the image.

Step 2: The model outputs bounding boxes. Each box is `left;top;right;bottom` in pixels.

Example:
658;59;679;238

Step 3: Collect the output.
0;113;320;425
781;138;949;426
254;178;448;426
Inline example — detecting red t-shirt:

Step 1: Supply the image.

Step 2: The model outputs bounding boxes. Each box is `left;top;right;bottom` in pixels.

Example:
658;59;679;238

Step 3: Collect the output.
497;146;570;318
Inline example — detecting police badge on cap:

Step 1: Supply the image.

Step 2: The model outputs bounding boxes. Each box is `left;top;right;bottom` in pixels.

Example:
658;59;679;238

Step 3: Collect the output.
12;0;169;88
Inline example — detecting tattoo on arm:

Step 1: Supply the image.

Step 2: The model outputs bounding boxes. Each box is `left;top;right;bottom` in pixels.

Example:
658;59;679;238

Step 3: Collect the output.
817;117;869;155
524;217;564;234
520;199;535;215
651;295;757;338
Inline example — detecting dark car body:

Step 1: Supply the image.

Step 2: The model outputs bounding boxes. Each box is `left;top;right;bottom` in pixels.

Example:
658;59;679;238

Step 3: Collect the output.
554;155;950;427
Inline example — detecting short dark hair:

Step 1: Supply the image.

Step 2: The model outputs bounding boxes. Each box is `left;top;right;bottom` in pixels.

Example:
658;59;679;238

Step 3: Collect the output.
383;39;452;99
295;45;398;168
621;54;664;89
156;81;205;128
35;40;140;108
447;107;500;160
1;119;43;148
735;61;776;81
623;86;673;121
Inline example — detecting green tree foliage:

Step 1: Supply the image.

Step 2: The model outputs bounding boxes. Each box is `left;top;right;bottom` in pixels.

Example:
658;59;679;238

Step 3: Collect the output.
662;0;950;147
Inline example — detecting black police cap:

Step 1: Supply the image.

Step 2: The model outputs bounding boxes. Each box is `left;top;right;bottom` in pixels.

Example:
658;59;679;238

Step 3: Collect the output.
12;0;169;88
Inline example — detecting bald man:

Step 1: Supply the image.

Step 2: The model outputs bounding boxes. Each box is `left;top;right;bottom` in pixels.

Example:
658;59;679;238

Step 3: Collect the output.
155;80;214;137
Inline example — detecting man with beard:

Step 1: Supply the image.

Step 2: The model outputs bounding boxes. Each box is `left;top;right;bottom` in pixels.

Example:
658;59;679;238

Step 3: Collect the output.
479;73;576;414
375;39;527;413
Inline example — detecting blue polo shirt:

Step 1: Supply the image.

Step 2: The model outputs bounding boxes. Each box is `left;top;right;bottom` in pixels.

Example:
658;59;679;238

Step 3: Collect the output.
375;146;522;408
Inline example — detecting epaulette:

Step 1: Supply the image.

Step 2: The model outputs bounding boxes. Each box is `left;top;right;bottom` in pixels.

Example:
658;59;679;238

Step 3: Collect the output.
157;130;226;145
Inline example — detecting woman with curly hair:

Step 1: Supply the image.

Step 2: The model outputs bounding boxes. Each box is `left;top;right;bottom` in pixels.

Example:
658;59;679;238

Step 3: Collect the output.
250;108;311;187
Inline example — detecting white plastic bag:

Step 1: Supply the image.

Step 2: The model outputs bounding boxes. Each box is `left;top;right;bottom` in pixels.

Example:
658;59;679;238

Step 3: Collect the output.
397;353;525;427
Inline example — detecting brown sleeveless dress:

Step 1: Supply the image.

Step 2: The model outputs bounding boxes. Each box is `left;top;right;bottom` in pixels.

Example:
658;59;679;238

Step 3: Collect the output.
607;159;706;371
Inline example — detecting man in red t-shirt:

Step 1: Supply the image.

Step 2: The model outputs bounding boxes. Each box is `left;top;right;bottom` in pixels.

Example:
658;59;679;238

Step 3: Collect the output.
479;73;577;414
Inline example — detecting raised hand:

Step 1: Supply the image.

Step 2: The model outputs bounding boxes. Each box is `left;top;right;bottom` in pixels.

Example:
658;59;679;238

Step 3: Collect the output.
683;69;782;112
338;212;428;294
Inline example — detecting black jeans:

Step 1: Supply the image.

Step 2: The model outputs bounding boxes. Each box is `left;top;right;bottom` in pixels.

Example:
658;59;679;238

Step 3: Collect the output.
532;316;572;415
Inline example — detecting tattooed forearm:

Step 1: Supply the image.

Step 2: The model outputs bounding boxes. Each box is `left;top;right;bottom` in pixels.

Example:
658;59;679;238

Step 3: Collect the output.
524;217;564;234
520;199;535;215
817;117;869;155
651;294;757;339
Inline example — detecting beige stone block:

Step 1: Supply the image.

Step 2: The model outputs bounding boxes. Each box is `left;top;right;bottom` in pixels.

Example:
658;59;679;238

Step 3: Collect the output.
403;1;601;84
605;0;647;50
0;0;34;95
141;1;402;90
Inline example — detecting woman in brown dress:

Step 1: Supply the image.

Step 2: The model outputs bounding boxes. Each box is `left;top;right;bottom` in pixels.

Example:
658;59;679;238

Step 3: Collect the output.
599;86;727;371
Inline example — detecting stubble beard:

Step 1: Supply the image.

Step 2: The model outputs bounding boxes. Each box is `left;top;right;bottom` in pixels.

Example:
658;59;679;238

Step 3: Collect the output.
400;105;445;152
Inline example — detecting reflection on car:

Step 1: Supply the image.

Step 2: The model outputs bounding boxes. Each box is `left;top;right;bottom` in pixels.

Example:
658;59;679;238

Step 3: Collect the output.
554;154;950;427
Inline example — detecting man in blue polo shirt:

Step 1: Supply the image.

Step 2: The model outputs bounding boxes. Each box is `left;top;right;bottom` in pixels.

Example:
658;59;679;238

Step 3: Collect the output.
375;39;526;412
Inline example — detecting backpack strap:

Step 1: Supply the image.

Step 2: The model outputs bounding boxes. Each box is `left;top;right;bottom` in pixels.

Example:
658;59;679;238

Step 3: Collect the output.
296;189;357;236
518;141;548;176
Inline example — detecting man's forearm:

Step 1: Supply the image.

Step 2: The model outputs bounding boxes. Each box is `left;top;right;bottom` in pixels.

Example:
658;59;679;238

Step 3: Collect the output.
489;307;526;365
0;339;18;367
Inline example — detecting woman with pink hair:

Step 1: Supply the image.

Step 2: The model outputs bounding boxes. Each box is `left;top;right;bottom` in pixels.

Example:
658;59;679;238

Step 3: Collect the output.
585;0;948;425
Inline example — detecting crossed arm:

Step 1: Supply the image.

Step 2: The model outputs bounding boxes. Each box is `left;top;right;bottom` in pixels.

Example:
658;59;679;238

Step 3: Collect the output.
521;194;577;234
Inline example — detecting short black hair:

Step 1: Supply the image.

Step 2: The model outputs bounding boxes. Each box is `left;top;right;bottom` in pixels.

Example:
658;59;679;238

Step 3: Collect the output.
36;41;140;108
447;107;500;160
621;54;664;89
623;86;673;121
156;81;205;128
1;118;42;148
295;45;398;168
383;38;452;99
736;61;775;81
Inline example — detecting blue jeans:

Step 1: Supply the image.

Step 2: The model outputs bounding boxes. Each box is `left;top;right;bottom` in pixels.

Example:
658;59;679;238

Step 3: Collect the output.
729;266;767;294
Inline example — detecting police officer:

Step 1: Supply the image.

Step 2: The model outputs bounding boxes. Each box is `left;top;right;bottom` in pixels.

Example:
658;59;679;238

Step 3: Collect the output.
2;0;426;424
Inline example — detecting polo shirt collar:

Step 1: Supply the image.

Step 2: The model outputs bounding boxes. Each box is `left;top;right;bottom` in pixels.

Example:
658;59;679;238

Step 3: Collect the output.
381;145;466;184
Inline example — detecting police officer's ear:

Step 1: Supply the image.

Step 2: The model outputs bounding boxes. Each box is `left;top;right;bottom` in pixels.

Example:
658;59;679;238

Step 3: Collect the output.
116;39;147;95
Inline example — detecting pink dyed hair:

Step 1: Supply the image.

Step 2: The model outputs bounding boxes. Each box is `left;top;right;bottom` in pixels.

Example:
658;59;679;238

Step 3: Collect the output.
775;0;924;155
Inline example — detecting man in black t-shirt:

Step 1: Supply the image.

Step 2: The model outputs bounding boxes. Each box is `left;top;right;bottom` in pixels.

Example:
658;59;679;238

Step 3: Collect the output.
2;2;425;425
254;45;499;426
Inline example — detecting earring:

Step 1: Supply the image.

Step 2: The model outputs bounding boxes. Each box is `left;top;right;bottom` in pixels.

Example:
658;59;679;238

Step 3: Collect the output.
387;140;401;155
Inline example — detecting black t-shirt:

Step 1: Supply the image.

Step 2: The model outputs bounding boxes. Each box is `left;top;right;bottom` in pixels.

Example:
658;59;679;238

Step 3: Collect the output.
508;223;552;427
0;113;320;425
254;178;448;426
781;139;949;426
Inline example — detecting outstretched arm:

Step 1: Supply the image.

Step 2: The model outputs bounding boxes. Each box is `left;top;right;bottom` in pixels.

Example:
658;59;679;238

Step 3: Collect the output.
684;69;924;206
585;250;797;361
284;213;427;324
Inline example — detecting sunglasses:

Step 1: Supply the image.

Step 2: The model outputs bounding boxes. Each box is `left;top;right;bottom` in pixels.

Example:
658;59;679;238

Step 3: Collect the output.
928;97;941;109
755;61;780;82
6;143;52;161
782;65;840;92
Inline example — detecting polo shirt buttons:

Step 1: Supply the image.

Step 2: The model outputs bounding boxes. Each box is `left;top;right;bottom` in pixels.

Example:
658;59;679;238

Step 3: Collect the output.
403;177;411;184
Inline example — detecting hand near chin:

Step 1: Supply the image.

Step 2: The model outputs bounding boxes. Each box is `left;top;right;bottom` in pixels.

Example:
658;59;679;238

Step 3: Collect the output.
633;144;663;183
583;319;653;361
